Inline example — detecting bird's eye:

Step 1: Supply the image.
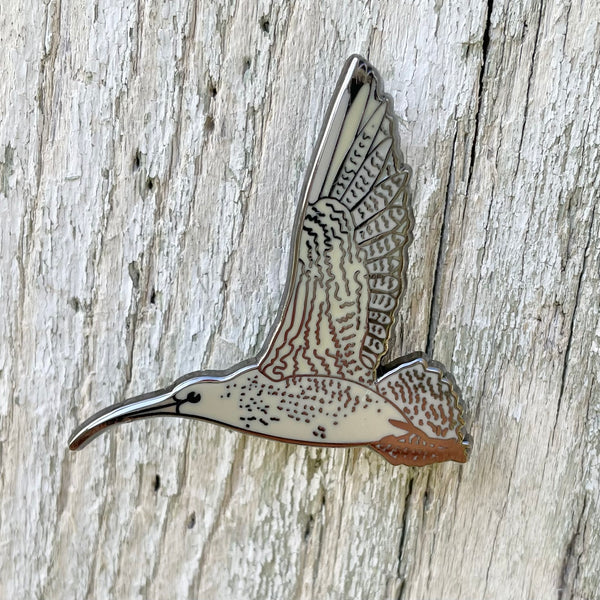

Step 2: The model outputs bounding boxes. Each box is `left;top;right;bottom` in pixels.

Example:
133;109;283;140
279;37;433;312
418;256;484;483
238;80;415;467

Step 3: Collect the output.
186;392;201;403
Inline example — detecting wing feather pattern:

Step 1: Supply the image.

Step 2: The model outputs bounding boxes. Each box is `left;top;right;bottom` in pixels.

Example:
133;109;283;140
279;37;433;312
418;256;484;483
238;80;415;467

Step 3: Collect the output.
260;56;412;384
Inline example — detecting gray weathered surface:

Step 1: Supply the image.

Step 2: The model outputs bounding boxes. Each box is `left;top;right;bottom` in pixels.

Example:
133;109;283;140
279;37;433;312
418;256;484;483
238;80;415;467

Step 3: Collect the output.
1;1;599;599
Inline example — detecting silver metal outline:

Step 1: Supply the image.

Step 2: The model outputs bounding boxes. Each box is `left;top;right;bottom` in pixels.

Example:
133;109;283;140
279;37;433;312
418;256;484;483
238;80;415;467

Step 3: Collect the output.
69;55;469;465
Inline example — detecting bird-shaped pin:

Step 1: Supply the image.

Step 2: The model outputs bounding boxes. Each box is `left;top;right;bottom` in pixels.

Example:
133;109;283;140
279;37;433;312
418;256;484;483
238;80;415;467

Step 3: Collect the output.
69;56;470;466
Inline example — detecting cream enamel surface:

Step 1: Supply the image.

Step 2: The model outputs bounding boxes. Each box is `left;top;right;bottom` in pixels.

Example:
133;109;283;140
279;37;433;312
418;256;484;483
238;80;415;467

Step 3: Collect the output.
178;370;405;445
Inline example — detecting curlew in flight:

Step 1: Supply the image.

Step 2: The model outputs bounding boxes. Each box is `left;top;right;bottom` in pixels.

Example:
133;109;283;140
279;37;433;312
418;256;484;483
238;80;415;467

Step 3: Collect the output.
69;55;469;466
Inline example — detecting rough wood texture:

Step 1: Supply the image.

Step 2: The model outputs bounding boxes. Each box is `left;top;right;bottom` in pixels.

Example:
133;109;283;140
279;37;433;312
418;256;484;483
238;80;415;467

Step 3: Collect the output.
1;1;598;599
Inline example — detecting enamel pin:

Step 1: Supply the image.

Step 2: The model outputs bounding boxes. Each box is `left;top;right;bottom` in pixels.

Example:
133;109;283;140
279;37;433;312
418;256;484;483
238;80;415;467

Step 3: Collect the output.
69;55;470;466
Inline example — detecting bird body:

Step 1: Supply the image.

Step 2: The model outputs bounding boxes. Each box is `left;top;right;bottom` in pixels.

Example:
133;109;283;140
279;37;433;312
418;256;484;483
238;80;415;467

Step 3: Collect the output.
69;56;470;466
176;369;398;445
73;358;466;465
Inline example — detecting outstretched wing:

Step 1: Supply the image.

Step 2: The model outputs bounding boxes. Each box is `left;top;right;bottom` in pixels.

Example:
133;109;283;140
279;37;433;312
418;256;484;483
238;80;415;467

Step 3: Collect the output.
260;56;412;384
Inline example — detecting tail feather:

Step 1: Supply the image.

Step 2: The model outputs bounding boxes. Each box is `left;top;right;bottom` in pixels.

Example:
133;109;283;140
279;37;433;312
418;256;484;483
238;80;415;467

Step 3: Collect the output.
370;355;469;466
370;432;468;466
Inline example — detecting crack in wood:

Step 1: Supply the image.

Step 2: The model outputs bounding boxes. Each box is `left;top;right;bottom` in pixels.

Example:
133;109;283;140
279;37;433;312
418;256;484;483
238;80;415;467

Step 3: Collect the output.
558;496;588;600
465;0;494;195
553;204;596;437
395;475;415;600
515;0;544;177
483;425;521;598
426;125;458;357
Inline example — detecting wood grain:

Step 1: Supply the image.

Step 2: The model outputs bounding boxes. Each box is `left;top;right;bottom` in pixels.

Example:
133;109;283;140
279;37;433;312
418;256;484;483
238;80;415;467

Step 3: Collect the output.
1;1;598;599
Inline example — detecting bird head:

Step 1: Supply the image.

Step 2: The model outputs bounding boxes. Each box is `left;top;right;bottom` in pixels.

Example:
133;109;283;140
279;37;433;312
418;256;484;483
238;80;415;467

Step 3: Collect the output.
68;374;232;451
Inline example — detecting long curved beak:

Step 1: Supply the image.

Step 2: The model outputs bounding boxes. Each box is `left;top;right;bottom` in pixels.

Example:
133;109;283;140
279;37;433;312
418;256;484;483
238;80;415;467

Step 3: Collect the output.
68;389;179;451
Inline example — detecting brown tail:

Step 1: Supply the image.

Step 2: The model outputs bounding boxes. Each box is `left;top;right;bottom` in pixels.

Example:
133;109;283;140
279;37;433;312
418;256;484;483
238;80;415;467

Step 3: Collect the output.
370;425;469;466
370;354;469;466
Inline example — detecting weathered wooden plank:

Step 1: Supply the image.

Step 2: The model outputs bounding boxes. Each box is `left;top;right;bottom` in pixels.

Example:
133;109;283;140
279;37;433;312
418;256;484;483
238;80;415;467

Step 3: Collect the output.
1;1;598;599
